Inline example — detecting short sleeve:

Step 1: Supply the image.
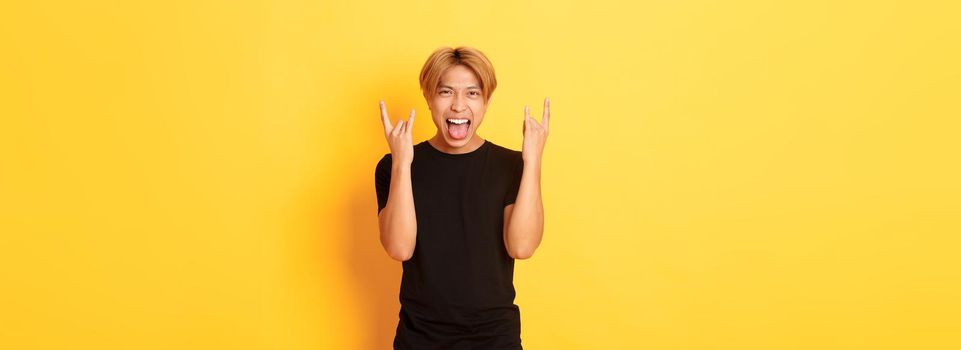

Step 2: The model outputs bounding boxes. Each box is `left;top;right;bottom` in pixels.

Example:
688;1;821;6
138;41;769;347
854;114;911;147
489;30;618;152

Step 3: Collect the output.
503;152;524;206
375;154;392;214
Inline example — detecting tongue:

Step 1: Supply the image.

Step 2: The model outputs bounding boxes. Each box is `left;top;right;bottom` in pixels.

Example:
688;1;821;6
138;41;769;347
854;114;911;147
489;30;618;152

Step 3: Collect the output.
448;123;469;140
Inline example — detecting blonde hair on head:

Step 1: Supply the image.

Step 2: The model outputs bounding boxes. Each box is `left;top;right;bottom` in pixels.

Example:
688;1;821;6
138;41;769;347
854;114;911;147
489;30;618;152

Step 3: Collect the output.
419;46;497;103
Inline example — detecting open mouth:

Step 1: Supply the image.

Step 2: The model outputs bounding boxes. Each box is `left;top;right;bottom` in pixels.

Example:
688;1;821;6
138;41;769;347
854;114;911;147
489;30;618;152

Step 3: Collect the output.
445;118;471;140
446;118;471;125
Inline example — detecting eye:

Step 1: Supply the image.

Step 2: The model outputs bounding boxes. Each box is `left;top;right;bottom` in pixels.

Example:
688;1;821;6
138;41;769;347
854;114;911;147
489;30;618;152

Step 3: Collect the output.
469;91;480;96
439;90;452;96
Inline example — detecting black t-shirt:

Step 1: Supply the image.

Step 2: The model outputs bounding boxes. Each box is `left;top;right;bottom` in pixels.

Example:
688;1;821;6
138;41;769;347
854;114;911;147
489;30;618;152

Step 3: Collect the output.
375;139;525;348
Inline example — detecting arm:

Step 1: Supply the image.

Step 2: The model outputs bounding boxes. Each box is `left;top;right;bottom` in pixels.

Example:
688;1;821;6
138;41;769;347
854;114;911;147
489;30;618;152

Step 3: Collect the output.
504;98;550;260
504;160;544;259
378;100;417;262
379;163;417;261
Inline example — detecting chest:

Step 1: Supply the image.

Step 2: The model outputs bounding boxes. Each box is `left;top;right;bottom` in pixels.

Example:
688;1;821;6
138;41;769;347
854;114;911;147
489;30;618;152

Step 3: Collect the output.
409;157;512;229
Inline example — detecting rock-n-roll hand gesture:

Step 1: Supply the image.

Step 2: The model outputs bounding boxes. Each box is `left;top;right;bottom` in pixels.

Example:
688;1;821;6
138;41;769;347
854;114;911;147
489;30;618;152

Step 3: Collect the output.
380;100;415;167
522;97;550;163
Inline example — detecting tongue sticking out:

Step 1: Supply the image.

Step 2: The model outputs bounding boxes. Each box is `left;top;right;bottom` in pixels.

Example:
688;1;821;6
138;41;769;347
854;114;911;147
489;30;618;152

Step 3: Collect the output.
448;122;469;140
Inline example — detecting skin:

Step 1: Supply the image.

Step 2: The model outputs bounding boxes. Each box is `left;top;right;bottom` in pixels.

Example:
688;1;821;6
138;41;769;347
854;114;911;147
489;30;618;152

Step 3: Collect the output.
378;64;549;261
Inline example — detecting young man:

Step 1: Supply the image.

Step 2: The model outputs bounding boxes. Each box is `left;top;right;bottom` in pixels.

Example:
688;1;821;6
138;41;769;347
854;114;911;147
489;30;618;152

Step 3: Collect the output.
375;46;549;349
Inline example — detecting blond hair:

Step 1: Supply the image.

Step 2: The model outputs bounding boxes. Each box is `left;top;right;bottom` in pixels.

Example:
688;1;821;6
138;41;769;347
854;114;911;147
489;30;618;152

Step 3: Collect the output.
419;47;497;103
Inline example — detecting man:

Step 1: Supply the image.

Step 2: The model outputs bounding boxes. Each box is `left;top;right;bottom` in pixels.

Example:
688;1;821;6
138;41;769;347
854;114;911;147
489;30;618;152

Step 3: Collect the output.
376;46;549;349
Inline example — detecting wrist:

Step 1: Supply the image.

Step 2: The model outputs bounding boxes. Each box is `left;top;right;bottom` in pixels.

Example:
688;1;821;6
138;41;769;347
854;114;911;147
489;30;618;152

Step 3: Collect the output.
392;162;412;172
522;158;542;172
522;154;542;165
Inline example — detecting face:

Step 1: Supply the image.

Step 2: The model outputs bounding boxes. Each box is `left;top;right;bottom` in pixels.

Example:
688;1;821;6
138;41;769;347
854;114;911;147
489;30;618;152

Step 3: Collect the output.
427;64;488;153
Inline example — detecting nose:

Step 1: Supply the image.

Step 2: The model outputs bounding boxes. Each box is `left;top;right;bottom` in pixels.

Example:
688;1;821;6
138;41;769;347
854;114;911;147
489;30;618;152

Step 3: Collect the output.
451;93;467;113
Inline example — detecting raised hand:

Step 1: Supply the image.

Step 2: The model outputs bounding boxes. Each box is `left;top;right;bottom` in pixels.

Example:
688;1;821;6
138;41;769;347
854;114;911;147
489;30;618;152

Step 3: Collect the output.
380;100;415;167
522;97;550;163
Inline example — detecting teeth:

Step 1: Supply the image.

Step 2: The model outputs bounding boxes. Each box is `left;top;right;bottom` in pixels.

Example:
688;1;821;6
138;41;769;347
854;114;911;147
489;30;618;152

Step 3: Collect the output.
447;118;469;125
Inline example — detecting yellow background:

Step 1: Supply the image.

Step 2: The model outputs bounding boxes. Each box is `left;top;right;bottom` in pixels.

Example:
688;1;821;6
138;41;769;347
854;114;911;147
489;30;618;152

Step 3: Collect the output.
2;0;959;349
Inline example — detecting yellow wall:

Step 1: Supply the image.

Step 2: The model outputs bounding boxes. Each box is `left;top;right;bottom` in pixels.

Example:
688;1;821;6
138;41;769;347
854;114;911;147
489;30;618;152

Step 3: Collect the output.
2;1;959;349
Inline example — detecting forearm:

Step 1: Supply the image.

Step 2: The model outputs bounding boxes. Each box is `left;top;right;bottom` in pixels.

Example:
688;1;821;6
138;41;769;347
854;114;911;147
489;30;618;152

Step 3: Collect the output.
379;164;417;261
506;161;544;259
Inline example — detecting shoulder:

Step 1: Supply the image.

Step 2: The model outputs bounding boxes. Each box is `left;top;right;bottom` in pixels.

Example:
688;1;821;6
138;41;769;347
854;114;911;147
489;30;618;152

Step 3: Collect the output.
486;141;522;165
413;140;431;154
376;153;392;172
486;141;521;158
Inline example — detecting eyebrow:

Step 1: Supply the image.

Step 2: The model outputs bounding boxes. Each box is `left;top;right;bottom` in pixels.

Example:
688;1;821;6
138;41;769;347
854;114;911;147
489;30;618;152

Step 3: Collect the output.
438;84;481;90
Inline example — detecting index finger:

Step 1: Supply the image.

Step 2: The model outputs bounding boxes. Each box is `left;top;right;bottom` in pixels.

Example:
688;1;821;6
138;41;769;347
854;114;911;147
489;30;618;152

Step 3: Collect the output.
380;100;393;133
